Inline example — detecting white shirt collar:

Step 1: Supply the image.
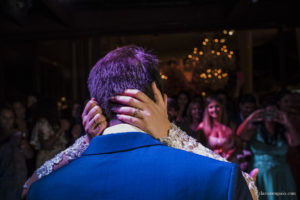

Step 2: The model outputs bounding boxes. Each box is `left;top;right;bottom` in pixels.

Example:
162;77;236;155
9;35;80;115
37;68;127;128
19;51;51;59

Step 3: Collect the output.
102;123;146;135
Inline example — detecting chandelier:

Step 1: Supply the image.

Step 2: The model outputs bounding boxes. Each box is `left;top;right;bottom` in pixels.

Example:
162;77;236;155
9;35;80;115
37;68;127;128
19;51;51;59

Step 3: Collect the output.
185;30;236;89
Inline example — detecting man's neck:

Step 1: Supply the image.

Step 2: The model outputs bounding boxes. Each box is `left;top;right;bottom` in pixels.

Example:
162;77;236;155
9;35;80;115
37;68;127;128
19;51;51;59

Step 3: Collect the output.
109;118;123;127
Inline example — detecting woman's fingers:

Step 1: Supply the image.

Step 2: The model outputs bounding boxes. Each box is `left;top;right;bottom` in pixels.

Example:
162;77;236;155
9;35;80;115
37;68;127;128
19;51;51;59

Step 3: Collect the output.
85;113;106;137
113;106;143;119
121;89;151;103
249;168;259;183
83;105;102;127
112;95;144;109
152;82;164;106
82;99;97;120
163;93;168;111
116;114;145;130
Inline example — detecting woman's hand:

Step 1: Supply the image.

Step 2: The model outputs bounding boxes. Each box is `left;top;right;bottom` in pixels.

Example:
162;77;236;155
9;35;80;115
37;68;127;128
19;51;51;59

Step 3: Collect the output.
247;109;264;123
81;98;107;140
112;82;171;139
82;82;171;139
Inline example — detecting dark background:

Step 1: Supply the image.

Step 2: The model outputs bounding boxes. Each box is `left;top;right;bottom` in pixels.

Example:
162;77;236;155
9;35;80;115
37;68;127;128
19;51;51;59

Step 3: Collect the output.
0;0;299;102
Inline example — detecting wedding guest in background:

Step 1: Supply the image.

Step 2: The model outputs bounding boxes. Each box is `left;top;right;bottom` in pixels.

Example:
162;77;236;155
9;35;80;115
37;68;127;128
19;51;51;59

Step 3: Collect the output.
13;100;28;134
231;94;257;172
231;94;257;127
30;100;69;168
197;96;239;162
278;90;300;198
0;106;33;200
175;91;190;123
184;100;206;144
237;95;298;200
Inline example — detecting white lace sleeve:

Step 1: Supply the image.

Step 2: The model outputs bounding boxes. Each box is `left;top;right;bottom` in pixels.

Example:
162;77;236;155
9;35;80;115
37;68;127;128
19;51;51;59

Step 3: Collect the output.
35;136;89;179
159;123;259;200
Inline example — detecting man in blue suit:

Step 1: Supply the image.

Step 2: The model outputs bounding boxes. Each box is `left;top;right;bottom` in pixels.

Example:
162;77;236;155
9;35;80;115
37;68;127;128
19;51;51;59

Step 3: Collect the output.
28;45;252;200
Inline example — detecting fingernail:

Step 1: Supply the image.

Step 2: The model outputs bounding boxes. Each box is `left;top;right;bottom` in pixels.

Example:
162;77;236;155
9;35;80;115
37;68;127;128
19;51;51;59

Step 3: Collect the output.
153;82;157;88
91;97;95;101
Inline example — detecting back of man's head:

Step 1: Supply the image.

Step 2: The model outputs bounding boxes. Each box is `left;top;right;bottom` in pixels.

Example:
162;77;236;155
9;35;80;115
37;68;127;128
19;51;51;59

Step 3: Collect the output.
88;45;162;121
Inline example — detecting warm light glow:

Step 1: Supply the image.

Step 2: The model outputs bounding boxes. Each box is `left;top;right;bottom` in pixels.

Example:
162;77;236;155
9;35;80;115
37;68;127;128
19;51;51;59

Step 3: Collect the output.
61;97;66;101
205;38;209;42
230;51;234;55
214;38;219;43
211;50;215;54
222;45;227;49
217;69;222;74
224;49;228;53
216;52;220;56
218;75;222;79
161;74;168;80
214;72;218;77
208;74;212;78
223;30;228;34
228;54;232;58
200;73;207;79
222;73;228;77
206;69;211;73
201;91;206;96
188;55;192;58
195;57;199;61
194;47;198;51
199;51;204;55
220;38;225;43
202;42;207;46
228;30;235;36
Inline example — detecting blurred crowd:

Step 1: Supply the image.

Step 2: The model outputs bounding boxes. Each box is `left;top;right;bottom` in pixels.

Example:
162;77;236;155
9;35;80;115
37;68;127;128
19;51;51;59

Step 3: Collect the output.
1;89;300;199
0;96;84;200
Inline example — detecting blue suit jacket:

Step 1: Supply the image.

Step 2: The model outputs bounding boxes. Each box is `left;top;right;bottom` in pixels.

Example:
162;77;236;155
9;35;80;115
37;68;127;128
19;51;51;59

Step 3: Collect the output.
28;132;252;200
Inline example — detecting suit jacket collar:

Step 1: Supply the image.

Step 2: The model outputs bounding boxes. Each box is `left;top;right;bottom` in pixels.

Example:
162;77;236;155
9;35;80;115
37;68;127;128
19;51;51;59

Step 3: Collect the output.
82;130;164;155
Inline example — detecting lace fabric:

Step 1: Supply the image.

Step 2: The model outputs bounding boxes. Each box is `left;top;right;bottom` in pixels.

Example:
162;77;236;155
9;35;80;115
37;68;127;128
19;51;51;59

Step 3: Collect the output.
35;136;89;179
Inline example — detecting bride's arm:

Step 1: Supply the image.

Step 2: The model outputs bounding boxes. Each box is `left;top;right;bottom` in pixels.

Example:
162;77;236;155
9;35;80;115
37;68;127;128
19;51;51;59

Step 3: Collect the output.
159;123;258;200
22;100;107;199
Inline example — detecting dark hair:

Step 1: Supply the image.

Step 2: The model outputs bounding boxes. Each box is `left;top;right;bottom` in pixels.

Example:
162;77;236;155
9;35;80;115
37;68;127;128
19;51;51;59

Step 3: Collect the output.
239;94;256;105
88;45;162;121
277;89;291;102
261;94;278;109
167;98;179;111
34;99;59;126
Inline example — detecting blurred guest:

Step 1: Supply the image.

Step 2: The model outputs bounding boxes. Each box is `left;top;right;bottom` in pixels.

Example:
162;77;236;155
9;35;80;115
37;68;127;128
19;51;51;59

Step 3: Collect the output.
278;91;300;198
184;101;206;144
175;91;190;123
13;100;28;133
167;97;190;134
197;96;238;162
13;100;36;176
186;101;203;132
167;97;179;123
231;94;257;171
71;102;83;124
30;100;69;168
237;96;298;200
231;94;257;127
0;106;33;200
68;122;82;146
215;89;234;116
26;94;38;137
